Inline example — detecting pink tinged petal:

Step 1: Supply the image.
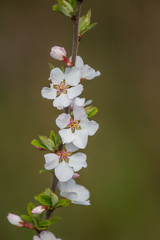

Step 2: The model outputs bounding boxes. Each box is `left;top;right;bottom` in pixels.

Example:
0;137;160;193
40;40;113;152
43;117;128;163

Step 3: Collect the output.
41;87;57;100
33;236;40;240
65;67;81;86
75;56;84;68
56;113;70;129
69;153;87;171
32;206;45;214
73;106;86;120
49;68;64;84
53;93;71;109
7;213;23;227
55;161;74;182
39;231;58;240
59;128;75;144
67;84;83;100
65;143;79;152
74;97;85;107
50;46;66;61
73;129;88;149
72;173;80;179
44;153;59;170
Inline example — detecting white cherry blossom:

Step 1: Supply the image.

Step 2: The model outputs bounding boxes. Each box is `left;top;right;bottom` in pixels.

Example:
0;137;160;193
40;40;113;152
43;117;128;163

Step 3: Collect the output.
41;67;83;110
70;56;101;80
7;213;23;227
33;231;62;240
71;97;93;109
44;144;87;182
58;179;90;205
56;106;99;149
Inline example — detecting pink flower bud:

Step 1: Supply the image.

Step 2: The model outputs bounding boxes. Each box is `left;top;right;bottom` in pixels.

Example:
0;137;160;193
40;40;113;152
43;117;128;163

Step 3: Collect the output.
50;46;67;61
7;213;23;227
32;206;47;214
72;173;80;179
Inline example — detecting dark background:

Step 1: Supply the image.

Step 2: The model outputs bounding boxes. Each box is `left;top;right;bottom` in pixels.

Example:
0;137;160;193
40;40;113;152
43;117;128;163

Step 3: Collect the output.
1;0;160;239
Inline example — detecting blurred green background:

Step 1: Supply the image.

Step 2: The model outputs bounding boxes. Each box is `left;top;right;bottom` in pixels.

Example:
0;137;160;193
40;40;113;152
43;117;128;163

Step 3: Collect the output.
1;0;160;239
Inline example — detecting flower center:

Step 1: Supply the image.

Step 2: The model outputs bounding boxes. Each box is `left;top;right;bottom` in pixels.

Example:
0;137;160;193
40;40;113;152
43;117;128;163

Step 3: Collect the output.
68;119;81;133
58;151;70;163
54;81;69;96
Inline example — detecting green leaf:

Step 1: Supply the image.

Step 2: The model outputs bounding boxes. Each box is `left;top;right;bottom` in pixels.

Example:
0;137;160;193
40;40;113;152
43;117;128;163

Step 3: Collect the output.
68;0;76;10
39;136;55;151
35;193;52;207
27;202;35;217
48;62;55;70
59;66;65;72
44;188;59;206
50;130;57;145
21;215;33;223
79;9;97;36
31;139;48;150
85;106;98;118
53;0;74;18
55;199;70;208
39;169;52;174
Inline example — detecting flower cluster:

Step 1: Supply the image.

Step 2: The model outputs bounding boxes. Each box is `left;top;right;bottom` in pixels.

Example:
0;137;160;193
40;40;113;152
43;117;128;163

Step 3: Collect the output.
7;46;100;239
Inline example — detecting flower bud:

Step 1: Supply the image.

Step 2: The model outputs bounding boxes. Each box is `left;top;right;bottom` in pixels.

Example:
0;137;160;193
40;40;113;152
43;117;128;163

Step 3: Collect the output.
32;205;48;214
72;173;80;179
7;213;23;227
50;46;67;61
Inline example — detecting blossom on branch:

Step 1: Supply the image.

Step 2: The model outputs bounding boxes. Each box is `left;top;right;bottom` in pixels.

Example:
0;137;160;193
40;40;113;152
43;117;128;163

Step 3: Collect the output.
33;231;62;240
56;106;99;149
44;144;87;182
58;179;90;205
32;206;48;214
50;46;72;67
7;213;24;227
41;67;83;110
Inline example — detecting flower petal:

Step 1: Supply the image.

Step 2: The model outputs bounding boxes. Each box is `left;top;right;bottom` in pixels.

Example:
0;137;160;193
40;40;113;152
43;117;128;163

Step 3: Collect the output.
80;119;99;136
67;84;83;100
81;65;101;80
75;185;90;202
39;231;58;240
65;143;79;152
58;178;76;192
73;106;86;120
65;67;81;86
69;153;87;171
33;236;40;240
74;97;85;107
75;56;84;68
56;113;70;129
72;200;90;206
53;93;71;109
49;68;64;84
59;128;75;144
55;161;74;182
44;153;59;170
73;129;88;149
41;87;57;100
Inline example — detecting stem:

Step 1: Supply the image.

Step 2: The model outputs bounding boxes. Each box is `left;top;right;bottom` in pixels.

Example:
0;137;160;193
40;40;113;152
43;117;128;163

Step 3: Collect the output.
45;0;82;221
71;0;82;65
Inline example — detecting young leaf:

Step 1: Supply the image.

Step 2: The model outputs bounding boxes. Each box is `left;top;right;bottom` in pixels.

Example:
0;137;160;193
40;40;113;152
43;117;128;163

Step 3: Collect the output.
35;193;52;207
39;169;52;174
79;9;97;36
21;215;33;223
39;136;55;151
27;202;35;217
44;188;59;206
50;130;57;145
85;106;98;118
68;0;75;10
80;23;97;35
31;139;48;150
55;199;70;208
48;62;55;70
53;0;74;18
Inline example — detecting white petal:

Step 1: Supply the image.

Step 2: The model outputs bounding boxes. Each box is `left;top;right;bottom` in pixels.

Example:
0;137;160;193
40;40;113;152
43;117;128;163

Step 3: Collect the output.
49;68;64;84
58;178;76;192
53;93;71;109
72;200;90;206
67;84;83;99
65;67;81;86
65;143;79;152
73;129;88;149
44;153;59;170
75;185;90;202
7;213;23;227
55;161;74;182
60;191;77;201
39;231;57;240
74;97;85;107
81;65;100;80
80;119;99;136
73;106;86;120
75;56;84;68
69;153;87;171
41;87;57;100
33;236;40;240
56;113;70;129
84;99;93;106
59;128;75;144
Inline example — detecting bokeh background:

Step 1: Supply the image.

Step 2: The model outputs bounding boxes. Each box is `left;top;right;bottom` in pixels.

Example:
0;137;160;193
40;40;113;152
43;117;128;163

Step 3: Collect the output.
1;0;160;239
